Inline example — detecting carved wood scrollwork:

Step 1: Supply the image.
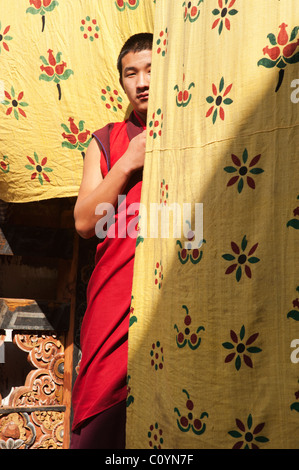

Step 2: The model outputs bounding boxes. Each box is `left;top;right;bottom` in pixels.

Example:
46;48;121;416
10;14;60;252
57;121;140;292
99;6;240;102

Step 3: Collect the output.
8;333;64;407
0;332;65;448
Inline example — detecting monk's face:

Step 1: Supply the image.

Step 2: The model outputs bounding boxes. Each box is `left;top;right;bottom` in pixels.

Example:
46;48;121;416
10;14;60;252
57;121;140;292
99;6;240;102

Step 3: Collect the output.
121;49;152;122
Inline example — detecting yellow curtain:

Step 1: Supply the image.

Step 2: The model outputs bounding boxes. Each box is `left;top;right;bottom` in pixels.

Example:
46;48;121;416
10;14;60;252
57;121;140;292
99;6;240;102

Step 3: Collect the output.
127;0;299;448
0;0;155;203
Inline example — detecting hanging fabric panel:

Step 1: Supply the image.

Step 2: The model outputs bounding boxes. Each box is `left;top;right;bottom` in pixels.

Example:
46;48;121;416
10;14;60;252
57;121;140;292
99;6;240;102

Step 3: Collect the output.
0;0;155;203
127;0;299;449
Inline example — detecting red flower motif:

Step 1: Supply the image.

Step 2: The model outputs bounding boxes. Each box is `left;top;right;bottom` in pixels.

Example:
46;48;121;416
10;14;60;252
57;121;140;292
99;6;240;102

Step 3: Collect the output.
0;24;13;53
3;87;28;120
212;0;238;35
206;77;233;123
25;152;53;185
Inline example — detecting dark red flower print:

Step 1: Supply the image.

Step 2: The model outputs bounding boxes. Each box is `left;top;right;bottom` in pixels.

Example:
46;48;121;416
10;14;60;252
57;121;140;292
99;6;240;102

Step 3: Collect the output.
222;235;260;282
174;389;208;435
222;325;262;371
174;305;205;350
148;423;163;449
150;341;164;370
224;148;264;193
228;414;269;449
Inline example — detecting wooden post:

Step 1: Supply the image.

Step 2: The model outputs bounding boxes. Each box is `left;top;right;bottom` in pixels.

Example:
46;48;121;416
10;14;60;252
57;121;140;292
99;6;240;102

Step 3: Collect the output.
62;232;79;449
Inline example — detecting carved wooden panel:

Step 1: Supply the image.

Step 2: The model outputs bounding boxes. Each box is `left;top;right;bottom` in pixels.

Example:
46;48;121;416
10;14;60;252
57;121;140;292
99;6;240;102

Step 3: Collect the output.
0;332;65;449
0;410;64;449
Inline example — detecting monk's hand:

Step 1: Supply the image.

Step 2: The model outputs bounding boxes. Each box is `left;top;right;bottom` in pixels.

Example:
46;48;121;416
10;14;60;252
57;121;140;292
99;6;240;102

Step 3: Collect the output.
123;130;146;174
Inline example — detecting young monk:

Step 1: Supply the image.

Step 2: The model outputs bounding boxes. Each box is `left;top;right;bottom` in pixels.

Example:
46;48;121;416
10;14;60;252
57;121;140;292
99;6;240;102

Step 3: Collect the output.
70;33;153;449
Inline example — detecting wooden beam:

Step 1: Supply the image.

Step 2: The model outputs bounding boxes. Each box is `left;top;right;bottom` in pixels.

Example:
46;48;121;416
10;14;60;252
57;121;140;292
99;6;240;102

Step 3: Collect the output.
0;298;70;331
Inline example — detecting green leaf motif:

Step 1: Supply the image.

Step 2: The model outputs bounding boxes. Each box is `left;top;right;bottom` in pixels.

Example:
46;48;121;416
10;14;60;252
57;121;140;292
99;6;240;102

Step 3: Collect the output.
219;77;224;93
26;6;40;14
222;253;236;261
247;414;252;430
267;33;277;45
249;168;264;174
40;55;49;66
223;98;233;105
222;342;234;350
44;0;59;12
224;166;237;173
287;219;299;229
206;96;214;103
240;325;245;341
25;164;34;171
248;256;260;264
212;108;217;124
236;266;242;282
242;148;248;164
59;69;74;80
241;235;247;251
228;9;238;15
235;354;241;370
62;141;77;150
276;58;287;69
247;346;262;353
237;177;243;193
284;51;299;64
56;52;63;64
290;26;299;42
287;310;299;321
61;123;71;134
228;430;242;438
254;436;269;443
39;73;54;82
257;57;278;68
290;402;299;412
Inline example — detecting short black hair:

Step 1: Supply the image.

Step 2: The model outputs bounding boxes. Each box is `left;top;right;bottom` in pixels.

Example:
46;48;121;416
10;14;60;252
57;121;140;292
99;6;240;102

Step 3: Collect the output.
117;32;153;81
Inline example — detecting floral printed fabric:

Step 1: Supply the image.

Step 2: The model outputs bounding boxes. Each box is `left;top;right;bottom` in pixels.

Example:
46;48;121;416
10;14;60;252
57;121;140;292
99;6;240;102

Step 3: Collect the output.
126;0;299;449
0;0;154;202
